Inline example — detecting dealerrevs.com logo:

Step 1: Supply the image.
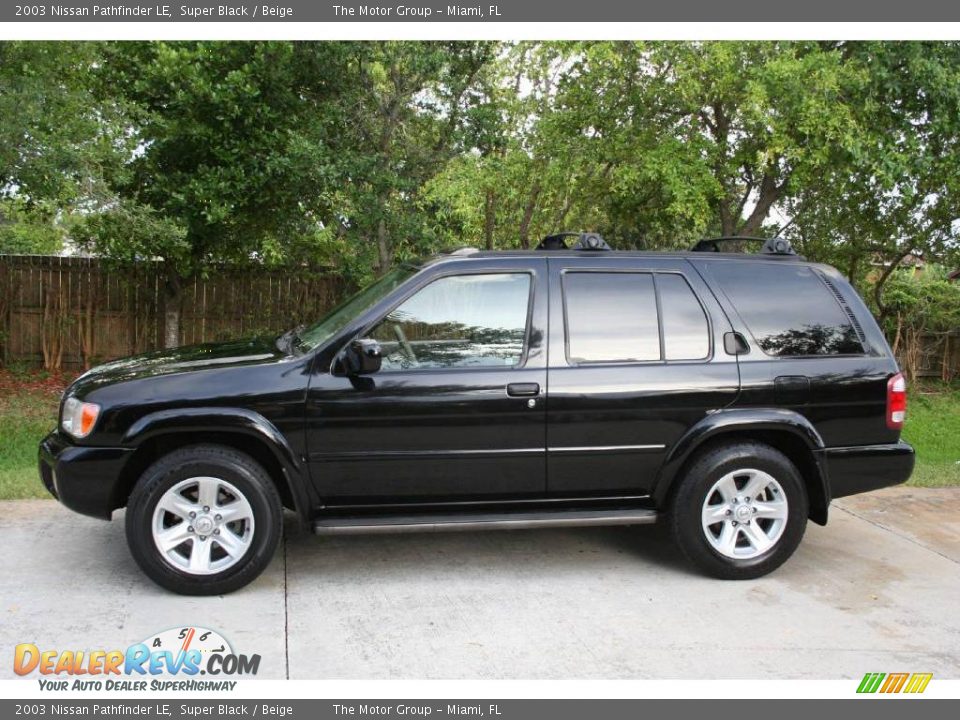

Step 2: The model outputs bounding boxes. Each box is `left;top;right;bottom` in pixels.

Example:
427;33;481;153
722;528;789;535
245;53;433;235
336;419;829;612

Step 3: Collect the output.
13;626;260;692
857;672;933;694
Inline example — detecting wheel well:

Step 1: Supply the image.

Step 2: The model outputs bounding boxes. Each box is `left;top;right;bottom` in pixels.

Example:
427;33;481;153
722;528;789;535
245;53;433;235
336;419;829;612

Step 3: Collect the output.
666;429;828;525
114;432;297;512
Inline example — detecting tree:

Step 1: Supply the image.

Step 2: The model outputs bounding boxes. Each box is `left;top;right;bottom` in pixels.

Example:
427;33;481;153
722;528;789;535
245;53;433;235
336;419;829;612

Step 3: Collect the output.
0;42;129;232
786;42;960;315
81;41;358;346
332;41;494;275
0;42;120;204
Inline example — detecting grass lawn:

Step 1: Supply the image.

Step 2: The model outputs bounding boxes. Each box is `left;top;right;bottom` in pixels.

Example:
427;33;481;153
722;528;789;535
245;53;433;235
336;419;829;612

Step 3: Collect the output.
0;370;957;501
901;381;960;487
0;371;65;500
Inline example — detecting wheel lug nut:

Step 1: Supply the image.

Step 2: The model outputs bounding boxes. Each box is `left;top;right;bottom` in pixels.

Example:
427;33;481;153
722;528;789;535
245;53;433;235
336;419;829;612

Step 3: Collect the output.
203;506;210;512
215;514;222;521
732;521;738;526
189;512;196;518
725;509;732;515
188;526;194;533
214;529;220;535
199;536;206;541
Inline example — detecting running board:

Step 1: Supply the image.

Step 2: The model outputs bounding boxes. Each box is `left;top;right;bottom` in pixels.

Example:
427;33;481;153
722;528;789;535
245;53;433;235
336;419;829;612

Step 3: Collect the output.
312;507;658;535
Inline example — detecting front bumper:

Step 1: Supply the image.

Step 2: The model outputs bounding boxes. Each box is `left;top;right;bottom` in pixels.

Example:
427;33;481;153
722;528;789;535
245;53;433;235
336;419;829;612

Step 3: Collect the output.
39;431;134;520
822;440;915;500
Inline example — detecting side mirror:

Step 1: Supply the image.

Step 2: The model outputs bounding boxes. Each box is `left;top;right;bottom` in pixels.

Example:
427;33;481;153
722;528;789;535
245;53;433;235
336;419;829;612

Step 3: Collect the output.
343;338;382;376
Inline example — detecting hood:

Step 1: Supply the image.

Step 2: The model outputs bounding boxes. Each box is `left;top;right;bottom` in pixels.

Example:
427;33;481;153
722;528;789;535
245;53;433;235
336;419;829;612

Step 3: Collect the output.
67;336;287;397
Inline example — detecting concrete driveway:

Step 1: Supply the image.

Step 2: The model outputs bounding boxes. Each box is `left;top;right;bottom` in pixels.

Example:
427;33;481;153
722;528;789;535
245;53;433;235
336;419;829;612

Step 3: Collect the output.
2;487;958;679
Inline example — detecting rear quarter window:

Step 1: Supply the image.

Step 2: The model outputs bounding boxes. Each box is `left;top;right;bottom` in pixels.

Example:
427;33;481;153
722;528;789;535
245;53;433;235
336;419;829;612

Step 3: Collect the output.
707;262;864;357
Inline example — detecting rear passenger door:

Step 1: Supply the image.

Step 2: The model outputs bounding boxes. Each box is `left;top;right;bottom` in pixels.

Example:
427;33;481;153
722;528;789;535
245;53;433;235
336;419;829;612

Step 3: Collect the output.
546;257;740;496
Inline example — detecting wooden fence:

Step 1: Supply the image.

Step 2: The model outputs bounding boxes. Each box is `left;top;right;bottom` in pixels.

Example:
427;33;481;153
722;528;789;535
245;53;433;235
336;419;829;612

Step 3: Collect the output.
895;330;960;383
0;255;347;370
2;254;957;379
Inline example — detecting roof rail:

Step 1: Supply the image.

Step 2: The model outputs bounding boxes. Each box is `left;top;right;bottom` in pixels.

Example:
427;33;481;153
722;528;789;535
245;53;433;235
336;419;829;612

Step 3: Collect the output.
691;235;796;256
445;247;480;256
537;232;611;251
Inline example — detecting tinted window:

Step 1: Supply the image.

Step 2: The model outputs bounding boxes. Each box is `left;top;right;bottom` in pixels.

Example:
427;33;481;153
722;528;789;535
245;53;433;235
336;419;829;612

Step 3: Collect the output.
659;274;710;360
564;273;660;363
369;273;530;371
708;263;863;356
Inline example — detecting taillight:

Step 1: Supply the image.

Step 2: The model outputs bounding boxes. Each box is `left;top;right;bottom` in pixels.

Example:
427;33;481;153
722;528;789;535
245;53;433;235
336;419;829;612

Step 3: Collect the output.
887;372;907;430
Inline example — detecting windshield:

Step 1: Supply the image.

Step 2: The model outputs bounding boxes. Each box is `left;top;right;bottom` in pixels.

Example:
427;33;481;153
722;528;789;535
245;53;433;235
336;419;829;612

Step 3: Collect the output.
293;266;417;352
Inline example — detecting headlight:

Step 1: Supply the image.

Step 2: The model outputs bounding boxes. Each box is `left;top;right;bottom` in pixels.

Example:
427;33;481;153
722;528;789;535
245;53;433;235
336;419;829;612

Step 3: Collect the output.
61;397;100;439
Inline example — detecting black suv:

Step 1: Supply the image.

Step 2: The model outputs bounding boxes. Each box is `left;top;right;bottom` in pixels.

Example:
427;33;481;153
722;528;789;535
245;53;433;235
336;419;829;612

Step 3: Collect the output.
39;234;914;595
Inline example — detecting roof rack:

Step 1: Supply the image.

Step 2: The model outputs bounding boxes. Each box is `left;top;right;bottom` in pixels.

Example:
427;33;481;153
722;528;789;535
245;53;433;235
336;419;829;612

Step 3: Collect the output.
691;236;796;256
445;247;480;256
537;232;611;251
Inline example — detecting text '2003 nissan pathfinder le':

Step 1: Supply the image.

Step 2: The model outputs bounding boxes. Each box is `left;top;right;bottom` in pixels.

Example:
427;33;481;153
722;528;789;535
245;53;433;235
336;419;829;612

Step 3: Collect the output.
39;233;915;595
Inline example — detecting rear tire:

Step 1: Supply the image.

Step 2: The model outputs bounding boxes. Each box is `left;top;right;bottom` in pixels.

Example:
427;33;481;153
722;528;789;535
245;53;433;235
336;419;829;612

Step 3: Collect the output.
669;441;808;579
125;444;283;595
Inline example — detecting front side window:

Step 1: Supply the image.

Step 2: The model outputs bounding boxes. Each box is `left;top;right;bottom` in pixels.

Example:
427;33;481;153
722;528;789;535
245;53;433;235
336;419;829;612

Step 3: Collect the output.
707;263;864;357
368;273;531;371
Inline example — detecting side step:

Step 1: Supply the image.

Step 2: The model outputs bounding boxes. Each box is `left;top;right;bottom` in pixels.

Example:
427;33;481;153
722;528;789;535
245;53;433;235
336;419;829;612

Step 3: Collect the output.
312;507;658;536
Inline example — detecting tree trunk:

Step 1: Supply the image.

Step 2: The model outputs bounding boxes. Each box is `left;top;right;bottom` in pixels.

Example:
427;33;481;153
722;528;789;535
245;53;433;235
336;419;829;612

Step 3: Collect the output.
162;272;182;350
376;218;392;275
518;180;542;250
891;313;902;356
484;188;496;250
943;334;951;384
740;173;783;236
873;248;912;326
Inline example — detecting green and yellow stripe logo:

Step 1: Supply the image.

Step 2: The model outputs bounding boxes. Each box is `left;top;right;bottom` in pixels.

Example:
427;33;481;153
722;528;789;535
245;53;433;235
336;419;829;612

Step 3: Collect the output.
857;672;933;694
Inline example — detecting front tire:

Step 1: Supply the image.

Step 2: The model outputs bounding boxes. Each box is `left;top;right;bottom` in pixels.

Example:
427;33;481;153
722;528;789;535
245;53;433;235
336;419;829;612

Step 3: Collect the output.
669;442;808;579
125;445;283;595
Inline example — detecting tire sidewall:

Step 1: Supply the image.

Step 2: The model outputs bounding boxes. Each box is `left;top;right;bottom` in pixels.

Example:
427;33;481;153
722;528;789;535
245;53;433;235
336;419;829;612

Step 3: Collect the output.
672;443;808;578
125;447;282;595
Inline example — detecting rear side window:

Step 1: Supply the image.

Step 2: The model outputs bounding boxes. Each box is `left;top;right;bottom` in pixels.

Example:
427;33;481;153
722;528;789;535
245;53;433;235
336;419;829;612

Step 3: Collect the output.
564;273;660;363
707;263;864;357
562;272;710;364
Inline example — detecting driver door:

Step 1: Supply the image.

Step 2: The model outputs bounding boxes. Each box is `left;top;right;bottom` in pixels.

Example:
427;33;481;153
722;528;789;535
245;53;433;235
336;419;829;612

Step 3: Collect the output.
304;258;548;504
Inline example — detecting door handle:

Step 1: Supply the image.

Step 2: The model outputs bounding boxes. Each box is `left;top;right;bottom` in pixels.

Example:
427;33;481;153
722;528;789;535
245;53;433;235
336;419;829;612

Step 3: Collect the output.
506;382;540;397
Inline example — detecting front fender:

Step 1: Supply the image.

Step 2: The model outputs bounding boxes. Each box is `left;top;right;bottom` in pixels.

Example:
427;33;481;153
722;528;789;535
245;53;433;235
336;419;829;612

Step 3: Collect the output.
652;408;829;521
122;407;309;522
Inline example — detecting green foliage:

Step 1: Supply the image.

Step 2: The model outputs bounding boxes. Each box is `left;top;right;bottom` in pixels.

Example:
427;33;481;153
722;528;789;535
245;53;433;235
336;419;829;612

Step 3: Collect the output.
84;42;358;281
0;42;130;207
2;40;959;295
70;200;187;266
884;268;960;337
0;199;63;254
785;42;960;301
